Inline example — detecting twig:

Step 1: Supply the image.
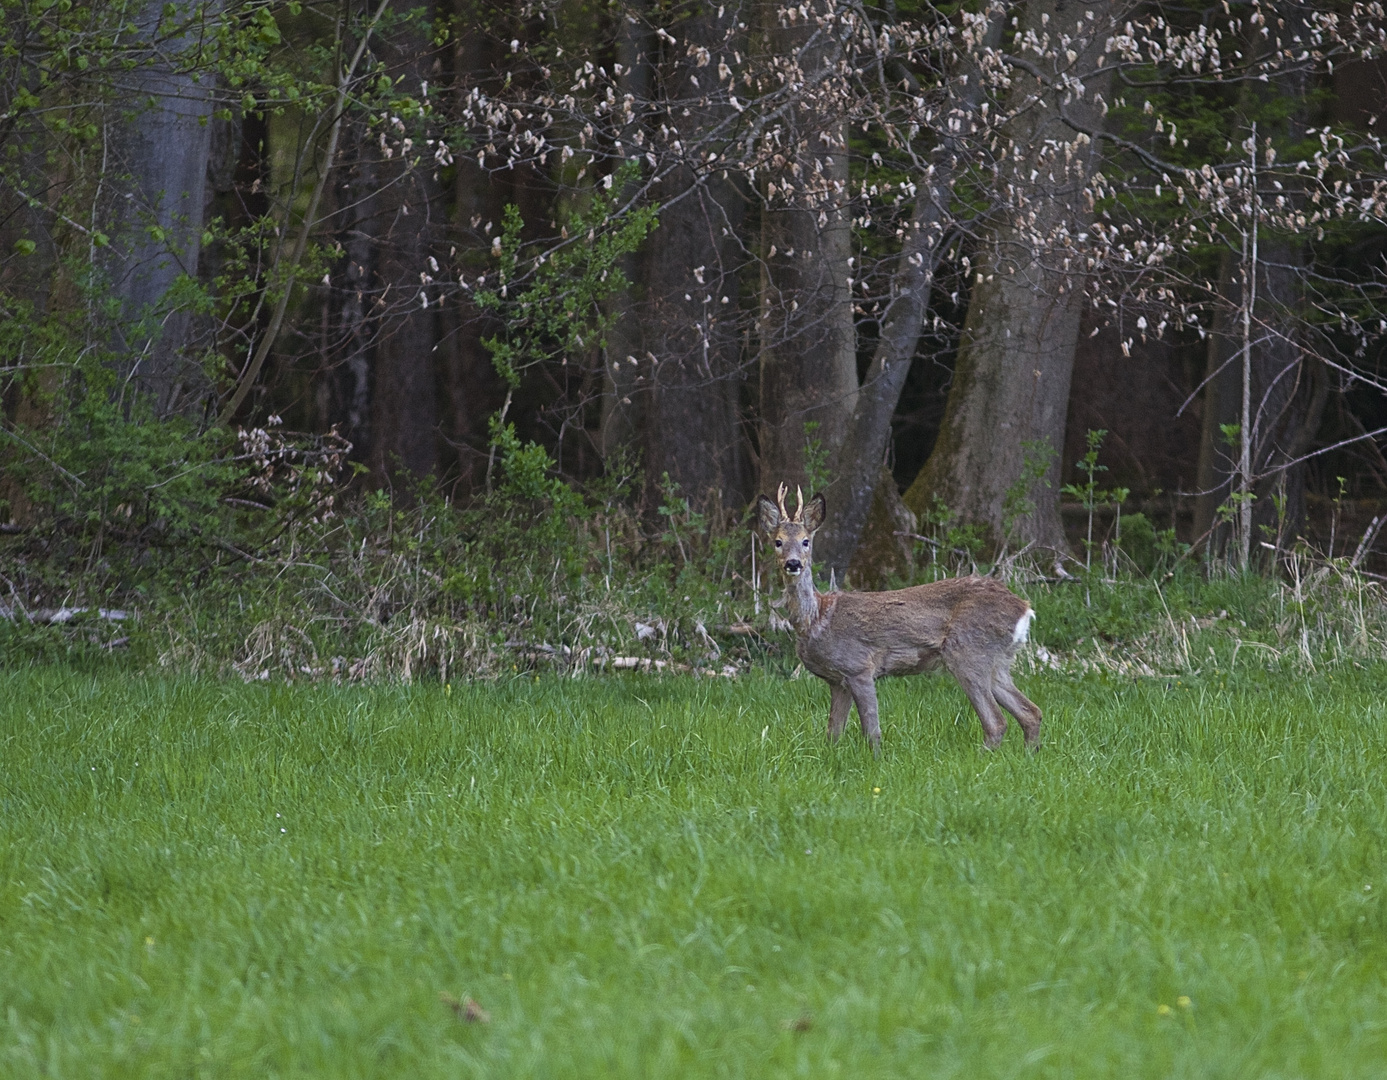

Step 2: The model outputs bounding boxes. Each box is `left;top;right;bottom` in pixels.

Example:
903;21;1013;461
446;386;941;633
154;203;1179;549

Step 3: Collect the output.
1350;515;1383;570
0;423;85;488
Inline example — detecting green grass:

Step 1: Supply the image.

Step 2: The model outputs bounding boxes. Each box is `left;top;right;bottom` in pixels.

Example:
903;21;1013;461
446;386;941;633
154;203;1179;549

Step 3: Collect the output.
3;666;1387;1078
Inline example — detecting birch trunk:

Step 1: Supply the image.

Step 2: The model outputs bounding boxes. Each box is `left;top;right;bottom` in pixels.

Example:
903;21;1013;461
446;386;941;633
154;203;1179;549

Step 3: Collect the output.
1193;240;1324;555
102;0;219;417
1193;1;1322;557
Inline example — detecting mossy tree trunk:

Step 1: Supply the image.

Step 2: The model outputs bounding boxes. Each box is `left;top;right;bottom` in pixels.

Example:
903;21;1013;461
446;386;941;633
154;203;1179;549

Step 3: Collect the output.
903;0;1110;557
903;263;1082;554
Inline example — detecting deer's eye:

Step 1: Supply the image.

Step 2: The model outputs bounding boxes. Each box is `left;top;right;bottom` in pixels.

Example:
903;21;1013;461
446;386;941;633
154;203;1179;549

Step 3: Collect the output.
802;539;809;548
774;539;781;547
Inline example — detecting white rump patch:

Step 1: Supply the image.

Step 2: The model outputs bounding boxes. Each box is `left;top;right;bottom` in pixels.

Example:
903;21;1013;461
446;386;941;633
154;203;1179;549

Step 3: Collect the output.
1013;609;1036;645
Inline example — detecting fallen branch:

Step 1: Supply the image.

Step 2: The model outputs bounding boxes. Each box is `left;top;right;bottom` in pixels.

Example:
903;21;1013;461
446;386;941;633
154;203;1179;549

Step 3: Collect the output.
0;606;132;624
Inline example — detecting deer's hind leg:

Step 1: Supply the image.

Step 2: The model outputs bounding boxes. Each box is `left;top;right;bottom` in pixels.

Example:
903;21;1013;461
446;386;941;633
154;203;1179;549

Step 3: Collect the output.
827;682;852;743
992;664;1042;749
944;655;1009;750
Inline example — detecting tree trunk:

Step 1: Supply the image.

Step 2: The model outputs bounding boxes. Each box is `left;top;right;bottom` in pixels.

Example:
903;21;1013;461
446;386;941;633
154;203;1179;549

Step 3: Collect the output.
322;113;379;464
756;0;856;498
101;0;219;417
367;16;445;483
814;8;1007;576
601;4;752;514
368;194;442;482
644;6;750;512
202;106;272;417
600;0;651;471
440;147;505;495
427;0;510;497
642;174;751;511
903;0;1110;556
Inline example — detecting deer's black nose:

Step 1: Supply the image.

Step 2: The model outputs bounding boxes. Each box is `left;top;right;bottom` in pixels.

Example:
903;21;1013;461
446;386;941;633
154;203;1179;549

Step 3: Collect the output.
785;558;802;573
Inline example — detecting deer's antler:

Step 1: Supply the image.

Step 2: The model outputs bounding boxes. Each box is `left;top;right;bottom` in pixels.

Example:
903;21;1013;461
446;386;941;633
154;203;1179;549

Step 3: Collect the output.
795;486;804;522
776;482;789;522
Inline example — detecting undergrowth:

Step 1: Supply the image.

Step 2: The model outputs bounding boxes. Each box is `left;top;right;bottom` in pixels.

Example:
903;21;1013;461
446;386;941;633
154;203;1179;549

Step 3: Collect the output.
7;425;1387;684
1;430;774;679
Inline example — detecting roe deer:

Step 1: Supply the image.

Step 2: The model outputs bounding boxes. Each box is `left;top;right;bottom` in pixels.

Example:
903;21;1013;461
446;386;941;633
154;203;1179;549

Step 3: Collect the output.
758;485;1041;752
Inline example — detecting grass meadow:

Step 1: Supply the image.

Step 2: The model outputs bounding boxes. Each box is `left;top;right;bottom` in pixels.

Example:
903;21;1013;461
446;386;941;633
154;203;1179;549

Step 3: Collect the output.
3;664;1387;1078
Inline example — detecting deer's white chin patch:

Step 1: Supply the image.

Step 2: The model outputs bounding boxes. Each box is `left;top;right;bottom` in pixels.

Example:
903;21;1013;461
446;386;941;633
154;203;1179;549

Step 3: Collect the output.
1013;609;1036;644
785;567;801;577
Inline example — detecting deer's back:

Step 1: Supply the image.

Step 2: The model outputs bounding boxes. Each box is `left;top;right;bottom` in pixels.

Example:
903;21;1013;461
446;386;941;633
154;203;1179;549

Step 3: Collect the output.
799;575;1031;681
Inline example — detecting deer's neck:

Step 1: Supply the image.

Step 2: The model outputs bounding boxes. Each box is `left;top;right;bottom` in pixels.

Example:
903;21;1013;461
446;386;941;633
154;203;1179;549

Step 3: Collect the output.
783;570;824;635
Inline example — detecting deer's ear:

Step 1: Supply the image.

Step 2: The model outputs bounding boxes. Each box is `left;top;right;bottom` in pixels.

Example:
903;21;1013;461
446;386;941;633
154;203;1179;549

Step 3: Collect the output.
756;494;780;535
803;492;827;534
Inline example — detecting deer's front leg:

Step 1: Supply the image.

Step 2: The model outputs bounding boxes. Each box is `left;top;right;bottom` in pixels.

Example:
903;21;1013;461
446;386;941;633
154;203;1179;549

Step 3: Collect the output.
828;682;852;743
846;675;881;753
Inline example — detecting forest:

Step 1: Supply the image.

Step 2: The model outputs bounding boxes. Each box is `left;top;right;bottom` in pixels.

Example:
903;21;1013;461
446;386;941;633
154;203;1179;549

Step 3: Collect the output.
2;0;1387;671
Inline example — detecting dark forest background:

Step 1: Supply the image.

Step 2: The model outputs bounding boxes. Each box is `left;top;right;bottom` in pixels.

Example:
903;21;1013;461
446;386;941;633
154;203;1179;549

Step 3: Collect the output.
5;0;1387;661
